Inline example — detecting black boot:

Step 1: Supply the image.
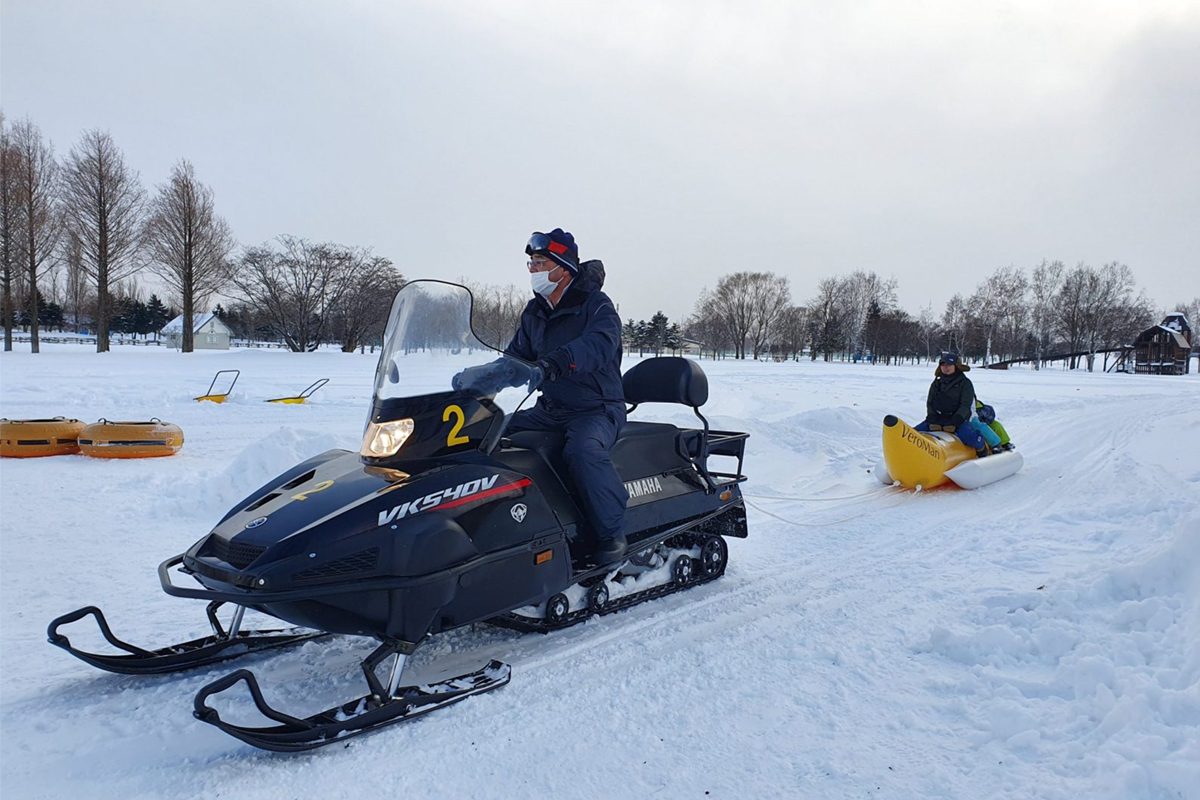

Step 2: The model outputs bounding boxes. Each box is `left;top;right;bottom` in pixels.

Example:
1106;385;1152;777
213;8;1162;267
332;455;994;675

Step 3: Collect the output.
594;535;627;566
976;447;989;459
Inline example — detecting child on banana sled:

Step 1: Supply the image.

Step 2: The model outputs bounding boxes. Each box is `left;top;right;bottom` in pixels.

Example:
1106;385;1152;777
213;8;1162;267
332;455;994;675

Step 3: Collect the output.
969;399;1015;453
917;352;1012;458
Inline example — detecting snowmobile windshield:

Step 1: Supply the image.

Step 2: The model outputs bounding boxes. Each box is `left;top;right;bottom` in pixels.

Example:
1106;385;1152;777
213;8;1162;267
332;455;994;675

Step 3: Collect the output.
372;280;537;411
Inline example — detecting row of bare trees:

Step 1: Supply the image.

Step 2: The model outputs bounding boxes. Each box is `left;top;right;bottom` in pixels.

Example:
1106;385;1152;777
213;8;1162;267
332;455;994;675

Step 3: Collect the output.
1;113;406;354
0;115;235;353
686;262;1193;370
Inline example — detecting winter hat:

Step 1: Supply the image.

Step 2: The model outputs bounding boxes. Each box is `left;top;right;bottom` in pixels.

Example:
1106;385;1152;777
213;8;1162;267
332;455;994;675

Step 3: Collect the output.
935;352;970;374
526;229;579;273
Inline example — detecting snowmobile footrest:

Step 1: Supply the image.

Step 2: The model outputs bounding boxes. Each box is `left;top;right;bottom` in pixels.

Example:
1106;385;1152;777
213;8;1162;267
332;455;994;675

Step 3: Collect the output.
193;659;511;752
47;605;329;675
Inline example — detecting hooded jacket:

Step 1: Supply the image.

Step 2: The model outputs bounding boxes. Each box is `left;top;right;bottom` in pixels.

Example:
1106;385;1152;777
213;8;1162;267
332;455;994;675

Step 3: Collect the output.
505;260;624;412
926;365;975;427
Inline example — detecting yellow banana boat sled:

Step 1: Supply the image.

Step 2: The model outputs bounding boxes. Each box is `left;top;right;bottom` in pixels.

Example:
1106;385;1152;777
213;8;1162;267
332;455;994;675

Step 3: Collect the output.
874;415;1023;490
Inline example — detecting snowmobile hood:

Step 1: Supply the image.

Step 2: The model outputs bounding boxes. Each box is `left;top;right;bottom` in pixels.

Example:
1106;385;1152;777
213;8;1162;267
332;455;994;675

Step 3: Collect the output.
183;449;545;592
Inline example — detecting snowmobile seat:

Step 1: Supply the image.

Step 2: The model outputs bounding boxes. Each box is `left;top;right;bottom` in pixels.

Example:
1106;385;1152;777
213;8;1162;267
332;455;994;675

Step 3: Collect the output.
622;357;708;410
505;422;685;478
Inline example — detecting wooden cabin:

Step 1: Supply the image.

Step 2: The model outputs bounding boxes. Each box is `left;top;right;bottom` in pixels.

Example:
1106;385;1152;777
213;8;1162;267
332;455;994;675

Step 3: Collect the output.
1132;313;1192;375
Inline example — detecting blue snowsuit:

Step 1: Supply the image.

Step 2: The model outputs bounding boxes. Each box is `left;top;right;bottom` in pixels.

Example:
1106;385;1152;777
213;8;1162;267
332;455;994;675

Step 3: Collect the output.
504;260;628;542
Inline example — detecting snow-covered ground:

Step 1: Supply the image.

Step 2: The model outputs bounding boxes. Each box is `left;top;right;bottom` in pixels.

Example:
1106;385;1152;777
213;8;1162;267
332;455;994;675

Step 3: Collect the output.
1;345;1197;800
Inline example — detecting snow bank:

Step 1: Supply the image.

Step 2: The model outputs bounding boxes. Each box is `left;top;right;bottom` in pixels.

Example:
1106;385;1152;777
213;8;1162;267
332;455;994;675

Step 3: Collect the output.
923;523;1200;799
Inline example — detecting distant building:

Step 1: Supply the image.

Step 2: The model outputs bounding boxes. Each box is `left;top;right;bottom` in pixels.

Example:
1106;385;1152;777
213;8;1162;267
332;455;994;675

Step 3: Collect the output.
1132;313;1192;375
161;312;233;350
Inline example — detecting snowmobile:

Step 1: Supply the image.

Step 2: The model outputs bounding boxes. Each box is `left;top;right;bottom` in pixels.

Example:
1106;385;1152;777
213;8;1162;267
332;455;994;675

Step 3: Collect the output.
48;280;749;752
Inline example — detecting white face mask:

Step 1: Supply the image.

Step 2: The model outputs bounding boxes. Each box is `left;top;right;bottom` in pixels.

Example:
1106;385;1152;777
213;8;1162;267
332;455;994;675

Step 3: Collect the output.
531;269;560;298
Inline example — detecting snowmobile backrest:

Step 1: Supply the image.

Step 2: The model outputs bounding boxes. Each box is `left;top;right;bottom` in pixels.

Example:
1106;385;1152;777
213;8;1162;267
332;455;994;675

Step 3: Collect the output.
622;357;708;408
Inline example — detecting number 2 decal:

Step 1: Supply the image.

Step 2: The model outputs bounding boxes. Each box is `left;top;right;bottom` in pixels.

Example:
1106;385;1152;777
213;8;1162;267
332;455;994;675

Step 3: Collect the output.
443;405;469;446
292;479;335;501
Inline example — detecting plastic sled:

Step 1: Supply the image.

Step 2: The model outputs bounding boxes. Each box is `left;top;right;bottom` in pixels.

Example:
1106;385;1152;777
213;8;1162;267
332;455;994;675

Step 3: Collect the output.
266;379;328;405
195;370;240;403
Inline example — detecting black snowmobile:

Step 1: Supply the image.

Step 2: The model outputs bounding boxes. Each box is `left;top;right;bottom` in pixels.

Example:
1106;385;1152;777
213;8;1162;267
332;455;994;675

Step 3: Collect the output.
48;280;748;752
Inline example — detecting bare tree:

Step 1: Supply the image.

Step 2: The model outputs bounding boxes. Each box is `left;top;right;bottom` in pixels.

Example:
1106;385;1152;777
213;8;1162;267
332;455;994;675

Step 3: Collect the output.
969;265;1028;363
1029;259;1064;369
916;302;938;362
0;114;19;351
329;257;405;352
232;236;376;352
702;273;756;359
8;118;62;353
745;272;792;359
61;130;146;352
774;305;810;360
466;281;526;352
62;230;91;332
143;160;236;352
808;276;849;361
683;297;733;360
941;294;968;355
841;271;898;358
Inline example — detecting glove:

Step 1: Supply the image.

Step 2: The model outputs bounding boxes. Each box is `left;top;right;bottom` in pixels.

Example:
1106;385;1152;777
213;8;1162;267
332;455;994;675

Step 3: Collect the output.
928;423;943;431
534;350;571;384
525;363;545;393
452;360;519;395
943;424;956;433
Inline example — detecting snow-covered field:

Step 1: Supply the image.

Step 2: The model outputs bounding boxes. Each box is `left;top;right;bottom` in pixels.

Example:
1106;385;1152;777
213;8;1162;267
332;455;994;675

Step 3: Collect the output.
1;345;1197;800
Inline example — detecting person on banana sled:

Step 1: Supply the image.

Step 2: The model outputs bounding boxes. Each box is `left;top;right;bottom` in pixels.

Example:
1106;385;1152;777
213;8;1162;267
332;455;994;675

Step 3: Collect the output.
916;352;992;458
968;398;1015;453
466;229;629;566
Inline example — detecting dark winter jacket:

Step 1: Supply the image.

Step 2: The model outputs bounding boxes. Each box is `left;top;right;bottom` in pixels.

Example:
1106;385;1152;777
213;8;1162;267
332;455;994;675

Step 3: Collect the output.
925;368;975;427
505;260;624;413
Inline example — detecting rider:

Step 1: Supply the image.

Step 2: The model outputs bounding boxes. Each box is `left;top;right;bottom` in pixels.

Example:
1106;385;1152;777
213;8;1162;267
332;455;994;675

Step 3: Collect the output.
915;352;989;458
505;229;629;565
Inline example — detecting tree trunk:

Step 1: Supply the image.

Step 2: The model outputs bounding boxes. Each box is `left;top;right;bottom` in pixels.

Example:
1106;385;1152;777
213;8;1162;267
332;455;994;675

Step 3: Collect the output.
26;214;39;353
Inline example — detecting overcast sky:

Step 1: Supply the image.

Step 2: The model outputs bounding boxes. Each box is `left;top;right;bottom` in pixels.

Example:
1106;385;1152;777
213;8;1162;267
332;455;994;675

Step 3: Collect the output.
3;0;1197;322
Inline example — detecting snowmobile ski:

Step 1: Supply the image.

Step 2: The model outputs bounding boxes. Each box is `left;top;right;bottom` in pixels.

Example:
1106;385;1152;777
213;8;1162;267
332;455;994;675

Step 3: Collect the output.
47;602;328;675
193;640;510;752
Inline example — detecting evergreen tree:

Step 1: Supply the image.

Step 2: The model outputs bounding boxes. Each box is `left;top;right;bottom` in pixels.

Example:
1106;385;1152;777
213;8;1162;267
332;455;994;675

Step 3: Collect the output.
622;319;637;354
41;301;65;331
665;322;683;353
634;320;650;356
130;298;151;336
146;294;170;338
648;311;669;355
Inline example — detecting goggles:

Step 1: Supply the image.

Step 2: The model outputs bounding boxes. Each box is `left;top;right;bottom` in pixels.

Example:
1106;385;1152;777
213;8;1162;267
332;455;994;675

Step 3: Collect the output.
525;232;570;256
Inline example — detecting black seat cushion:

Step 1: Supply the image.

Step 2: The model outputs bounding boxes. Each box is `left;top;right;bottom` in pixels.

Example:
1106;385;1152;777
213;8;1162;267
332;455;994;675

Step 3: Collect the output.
622;357;708;407
506;421;686;479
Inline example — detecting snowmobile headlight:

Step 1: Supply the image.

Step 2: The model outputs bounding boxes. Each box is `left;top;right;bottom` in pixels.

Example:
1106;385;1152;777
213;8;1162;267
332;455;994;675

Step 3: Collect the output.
360;418;414;458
